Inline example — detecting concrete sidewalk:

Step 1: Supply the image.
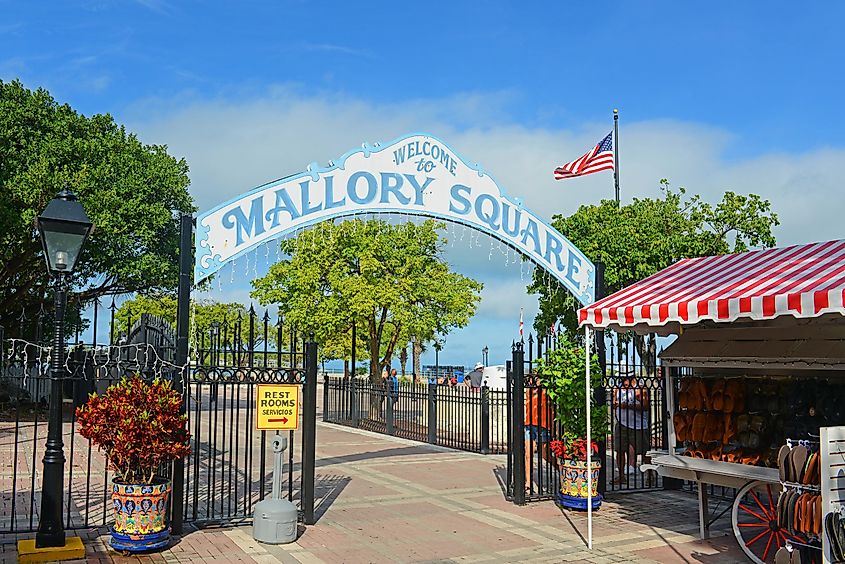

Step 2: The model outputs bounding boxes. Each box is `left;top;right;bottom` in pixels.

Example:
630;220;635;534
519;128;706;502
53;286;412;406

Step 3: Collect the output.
1;421;748;563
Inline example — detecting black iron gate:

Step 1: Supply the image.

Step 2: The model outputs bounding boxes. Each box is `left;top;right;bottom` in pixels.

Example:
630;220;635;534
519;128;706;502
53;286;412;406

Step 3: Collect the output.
181;309;318;526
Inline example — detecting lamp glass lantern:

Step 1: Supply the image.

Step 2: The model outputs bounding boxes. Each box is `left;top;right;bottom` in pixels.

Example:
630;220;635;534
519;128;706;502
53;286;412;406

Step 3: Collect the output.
36;189;94;275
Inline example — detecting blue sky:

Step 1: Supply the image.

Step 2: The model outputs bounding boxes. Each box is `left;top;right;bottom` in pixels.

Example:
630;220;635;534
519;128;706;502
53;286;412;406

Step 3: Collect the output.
4;1;845;368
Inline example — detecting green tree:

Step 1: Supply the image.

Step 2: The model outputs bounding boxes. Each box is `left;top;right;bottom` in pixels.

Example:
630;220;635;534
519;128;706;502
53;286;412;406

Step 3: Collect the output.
531;183;779;368
250;219;483;382
0;79;194;335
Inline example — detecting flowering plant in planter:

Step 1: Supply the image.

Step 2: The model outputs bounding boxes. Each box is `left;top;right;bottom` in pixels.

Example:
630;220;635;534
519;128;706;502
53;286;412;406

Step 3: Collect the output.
76;375;191;483
76;375;190;552
536;333;607;510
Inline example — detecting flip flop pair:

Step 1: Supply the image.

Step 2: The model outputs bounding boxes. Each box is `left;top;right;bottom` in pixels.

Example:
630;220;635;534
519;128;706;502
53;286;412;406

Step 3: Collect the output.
801;452;820;486
790;445;808;484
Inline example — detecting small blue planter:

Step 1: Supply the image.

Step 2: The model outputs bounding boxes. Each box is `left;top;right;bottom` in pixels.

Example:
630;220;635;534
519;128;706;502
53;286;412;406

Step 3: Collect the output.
557;492;602;511
110;528;171;552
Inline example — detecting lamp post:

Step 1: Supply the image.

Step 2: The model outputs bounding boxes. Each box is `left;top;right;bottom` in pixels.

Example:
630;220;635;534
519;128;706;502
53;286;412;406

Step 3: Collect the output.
482;346;489;367
35;188;93;548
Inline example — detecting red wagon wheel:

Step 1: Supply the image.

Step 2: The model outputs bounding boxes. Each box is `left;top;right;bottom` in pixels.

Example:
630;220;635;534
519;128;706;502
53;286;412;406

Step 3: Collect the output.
731;481;799;563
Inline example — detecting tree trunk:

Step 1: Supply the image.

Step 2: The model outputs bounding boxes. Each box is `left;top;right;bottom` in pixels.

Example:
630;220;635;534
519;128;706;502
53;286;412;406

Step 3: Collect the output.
369;337;383;419
413;339;422;380
399;346;408;377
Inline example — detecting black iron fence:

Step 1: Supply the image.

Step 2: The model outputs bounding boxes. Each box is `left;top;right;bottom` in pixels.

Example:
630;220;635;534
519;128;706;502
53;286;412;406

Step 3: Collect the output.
323;377;510;455
0;303;319;532
0;336;180;533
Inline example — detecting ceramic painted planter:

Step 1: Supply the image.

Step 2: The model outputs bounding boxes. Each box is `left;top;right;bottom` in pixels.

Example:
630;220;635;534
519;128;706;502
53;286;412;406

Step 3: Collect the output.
110;479;171;552
557;458;602;510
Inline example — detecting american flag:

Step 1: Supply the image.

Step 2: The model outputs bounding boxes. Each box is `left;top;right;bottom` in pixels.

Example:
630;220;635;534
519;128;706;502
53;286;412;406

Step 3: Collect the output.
519;308;524;338
554;132;614;180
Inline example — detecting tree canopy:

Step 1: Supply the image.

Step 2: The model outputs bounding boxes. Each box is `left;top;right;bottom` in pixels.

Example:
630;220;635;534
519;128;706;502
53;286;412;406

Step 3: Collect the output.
250;219;483;379
0;79;194;335
531;182;780;335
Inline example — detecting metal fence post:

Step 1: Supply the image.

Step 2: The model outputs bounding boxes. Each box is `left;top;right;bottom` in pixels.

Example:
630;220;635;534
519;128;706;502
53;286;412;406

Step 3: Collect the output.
323;373;329;422
427;381;437;444
171;213;192;535
350;321;358;427
594;261;608;498
480;385;490;454
512;342;526;505
301;336;318;525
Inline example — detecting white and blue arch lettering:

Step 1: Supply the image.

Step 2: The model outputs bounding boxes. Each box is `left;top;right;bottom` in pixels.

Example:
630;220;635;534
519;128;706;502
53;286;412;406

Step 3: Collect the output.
195;134;595;305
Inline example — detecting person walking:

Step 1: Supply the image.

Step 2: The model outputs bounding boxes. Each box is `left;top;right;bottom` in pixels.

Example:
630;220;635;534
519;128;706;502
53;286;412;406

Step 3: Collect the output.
388;368;399;406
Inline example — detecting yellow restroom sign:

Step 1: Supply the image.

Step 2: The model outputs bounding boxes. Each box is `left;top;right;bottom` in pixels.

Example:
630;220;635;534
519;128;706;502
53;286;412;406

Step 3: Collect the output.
256;384;300;430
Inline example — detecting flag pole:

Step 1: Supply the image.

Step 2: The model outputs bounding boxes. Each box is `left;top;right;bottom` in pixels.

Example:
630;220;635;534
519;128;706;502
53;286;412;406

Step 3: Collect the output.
613;109;620;205
585;325;593;549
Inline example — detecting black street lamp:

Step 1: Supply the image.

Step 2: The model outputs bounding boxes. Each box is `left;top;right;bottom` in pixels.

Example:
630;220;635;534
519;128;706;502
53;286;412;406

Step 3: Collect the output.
35;188;93;548
482;346;489;367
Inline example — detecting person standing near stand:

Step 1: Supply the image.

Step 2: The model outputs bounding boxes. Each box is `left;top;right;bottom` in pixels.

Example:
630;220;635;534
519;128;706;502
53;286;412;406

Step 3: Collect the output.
612;369;651;486
524;375;552;491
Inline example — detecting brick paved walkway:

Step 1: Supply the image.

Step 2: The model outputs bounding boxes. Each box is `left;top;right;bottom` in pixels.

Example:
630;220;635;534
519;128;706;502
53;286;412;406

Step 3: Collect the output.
1;420;750;563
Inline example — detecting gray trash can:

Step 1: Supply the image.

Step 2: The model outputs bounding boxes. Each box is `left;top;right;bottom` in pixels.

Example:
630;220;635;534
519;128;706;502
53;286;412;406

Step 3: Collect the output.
253;434;298;544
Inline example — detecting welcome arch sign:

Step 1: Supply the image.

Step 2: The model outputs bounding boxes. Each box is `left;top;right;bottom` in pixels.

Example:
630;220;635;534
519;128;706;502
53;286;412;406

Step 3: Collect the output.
194;133;595;305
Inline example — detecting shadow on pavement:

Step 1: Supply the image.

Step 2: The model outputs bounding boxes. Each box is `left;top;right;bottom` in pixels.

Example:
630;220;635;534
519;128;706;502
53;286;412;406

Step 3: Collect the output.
315;445;444;468
312;473;351;523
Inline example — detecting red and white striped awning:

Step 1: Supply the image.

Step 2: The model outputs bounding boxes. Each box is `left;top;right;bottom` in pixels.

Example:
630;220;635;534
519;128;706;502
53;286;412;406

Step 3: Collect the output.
579;239;845;332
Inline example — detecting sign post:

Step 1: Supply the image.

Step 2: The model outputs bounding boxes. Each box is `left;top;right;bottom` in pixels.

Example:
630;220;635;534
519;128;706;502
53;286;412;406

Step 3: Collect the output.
256;384;300;431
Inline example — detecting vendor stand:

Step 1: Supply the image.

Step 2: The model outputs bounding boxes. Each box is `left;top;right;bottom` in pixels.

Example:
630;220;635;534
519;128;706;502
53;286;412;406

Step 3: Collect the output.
578;239;845;564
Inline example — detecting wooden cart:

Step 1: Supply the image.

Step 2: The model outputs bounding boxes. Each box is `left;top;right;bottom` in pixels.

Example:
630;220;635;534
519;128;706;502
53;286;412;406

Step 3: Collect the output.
644;453;782;563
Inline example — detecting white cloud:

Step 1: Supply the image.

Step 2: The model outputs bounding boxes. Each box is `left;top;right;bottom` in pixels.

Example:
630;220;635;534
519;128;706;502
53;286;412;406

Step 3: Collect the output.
121;87;845;365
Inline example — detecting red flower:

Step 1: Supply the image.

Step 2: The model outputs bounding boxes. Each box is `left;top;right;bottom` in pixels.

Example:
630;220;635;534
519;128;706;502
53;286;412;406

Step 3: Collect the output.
549;437;599;462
